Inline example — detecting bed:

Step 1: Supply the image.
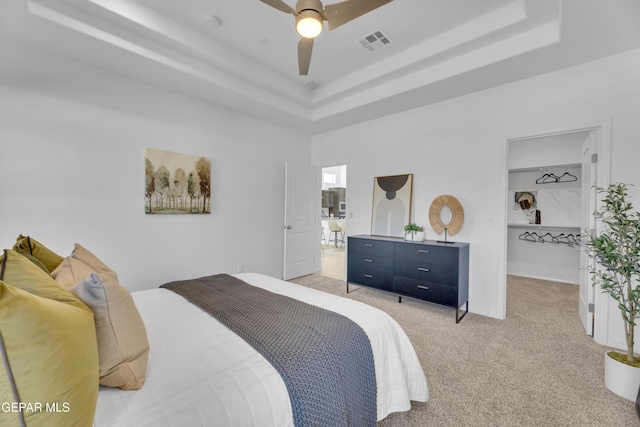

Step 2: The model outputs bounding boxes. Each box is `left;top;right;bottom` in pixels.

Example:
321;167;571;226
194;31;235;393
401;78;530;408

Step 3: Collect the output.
0;238;428;427
95;273;429;426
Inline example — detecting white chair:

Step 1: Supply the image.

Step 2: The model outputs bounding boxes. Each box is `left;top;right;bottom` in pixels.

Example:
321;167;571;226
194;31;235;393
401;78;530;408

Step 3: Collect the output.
321;224;328;253
328;221;344;248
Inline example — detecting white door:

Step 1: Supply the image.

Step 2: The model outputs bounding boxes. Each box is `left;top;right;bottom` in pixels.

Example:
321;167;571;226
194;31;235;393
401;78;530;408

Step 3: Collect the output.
579;133;597;335
284;161;316;280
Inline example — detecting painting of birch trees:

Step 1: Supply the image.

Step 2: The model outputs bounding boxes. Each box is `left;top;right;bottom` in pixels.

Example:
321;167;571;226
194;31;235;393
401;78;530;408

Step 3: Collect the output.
145;148;211;214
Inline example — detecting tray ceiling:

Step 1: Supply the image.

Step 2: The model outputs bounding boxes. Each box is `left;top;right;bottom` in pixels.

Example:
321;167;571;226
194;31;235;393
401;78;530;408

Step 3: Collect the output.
1;0;639;134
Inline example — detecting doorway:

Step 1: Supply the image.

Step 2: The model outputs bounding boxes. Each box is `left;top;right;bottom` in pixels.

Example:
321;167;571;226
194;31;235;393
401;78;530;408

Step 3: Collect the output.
320;165;347;280
503;120;611;339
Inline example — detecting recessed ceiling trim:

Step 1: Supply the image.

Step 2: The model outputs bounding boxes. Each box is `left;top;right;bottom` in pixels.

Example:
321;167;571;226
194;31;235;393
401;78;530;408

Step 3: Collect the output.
26;0;313;120
312;20;561;122
85;0;308;102
312;0;528;105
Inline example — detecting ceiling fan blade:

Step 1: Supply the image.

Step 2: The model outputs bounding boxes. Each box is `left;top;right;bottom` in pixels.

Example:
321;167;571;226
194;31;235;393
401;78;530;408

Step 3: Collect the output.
324;0;392;31
259;0;297;15
298;37;314;75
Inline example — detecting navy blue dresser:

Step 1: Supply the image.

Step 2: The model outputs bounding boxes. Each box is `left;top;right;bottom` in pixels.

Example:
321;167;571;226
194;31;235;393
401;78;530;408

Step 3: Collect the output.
347;235;470;322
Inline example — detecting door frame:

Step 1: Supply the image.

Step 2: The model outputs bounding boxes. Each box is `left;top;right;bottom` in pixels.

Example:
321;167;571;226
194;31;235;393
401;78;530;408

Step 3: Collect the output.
500;120;611;334
316;164;348;277
579;132;597;336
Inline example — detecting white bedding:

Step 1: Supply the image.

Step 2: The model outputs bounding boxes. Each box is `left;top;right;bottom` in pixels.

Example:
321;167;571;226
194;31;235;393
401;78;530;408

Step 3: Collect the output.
94;273;428;426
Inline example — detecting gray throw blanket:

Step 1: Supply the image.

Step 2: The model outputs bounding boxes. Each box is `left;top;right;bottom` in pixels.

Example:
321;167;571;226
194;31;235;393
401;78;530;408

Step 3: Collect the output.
161;274;377;427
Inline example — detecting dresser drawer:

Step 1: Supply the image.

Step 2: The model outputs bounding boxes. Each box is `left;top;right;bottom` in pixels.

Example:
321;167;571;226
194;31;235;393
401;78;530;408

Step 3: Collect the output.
394;259;458;286
395;242;459;266
394;277;458;307
348;238;394;257
347;255;394;291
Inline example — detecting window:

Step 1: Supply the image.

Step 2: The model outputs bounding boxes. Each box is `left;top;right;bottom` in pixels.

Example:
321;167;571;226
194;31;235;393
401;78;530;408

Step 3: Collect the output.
323;173;336;184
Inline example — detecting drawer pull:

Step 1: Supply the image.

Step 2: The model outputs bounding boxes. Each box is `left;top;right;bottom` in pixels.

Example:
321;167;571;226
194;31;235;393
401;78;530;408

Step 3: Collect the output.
364;259;374;263
418;250;430;254
364;274;374;279
417;285;430;290
418;267;431;272
364;244;374;247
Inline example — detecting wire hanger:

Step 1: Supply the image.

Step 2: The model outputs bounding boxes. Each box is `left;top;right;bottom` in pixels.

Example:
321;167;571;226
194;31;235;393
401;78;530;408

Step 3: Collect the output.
518;231;581;246
535;173;557;184
539;232;559;244
519;231;539;242
535;171;578;184
556;172;577;183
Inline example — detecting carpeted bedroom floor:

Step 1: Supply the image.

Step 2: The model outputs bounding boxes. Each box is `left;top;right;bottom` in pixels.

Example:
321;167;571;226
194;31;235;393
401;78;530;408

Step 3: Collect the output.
289;274;638;426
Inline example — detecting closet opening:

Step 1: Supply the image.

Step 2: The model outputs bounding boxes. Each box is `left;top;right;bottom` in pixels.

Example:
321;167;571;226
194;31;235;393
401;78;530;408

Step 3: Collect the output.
506;129;597;335
319;164;347;280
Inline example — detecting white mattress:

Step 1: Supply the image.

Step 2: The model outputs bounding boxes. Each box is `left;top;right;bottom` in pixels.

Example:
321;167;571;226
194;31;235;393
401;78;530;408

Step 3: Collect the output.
94;273;429;426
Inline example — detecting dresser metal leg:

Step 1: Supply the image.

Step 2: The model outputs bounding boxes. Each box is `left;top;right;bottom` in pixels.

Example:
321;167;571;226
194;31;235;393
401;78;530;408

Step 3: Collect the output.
346;282;362;294
456;301;469;323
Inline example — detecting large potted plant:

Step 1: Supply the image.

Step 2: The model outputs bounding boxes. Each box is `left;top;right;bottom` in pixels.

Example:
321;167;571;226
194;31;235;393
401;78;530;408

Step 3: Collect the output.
585;182;640;401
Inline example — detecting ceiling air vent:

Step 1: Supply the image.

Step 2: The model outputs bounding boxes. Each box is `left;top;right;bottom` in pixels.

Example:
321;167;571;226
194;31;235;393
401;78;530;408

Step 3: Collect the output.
357;28;393;52
302;80;324;91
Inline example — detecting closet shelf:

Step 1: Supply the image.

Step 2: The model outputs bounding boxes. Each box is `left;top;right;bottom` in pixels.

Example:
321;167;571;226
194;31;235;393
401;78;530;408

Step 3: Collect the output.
508;163;581;173
508;223;581;231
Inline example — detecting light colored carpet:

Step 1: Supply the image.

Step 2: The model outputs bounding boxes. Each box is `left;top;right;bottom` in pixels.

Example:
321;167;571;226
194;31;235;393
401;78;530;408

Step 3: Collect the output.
290;274;638;426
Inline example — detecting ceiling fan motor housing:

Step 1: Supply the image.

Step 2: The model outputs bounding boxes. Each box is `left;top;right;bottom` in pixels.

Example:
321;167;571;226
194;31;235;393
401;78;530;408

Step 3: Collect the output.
295;0;324;14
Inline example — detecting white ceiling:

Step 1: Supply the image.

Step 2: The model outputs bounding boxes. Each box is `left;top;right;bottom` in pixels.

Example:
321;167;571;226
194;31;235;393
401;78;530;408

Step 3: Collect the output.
2;0;640;135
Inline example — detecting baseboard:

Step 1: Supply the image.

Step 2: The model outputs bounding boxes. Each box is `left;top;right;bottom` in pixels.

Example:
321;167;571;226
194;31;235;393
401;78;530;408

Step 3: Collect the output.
507;272;578;285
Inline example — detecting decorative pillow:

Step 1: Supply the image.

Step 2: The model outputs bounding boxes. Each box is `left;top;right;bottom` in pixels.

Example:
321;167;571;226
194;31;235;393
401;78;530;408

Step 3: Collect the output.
19;252;49;273
69;243;118;282
51;256;95;290
0;249;86;311
12;234;64;273
0;257;99;426
70;272;149;390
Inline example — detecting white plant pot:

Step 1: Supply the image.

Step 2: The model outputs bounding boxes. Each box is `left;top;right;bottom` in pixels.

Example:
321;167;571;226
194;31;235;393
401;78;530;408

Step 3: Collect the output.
404;231;425;241
604;351;640;401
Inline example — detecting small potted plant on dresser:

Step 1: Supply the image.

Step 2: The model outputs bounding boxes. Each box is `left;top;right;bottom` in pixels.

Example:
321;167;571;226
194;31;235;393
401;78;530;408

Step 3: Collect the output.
584;183;640;402
403;224;425;241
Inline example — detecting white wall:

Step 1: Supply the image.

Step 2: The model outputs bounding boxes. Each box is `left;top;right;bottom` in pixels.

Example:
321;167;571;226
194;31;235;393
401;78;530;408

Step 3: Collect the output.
311;45;640;355
508;131;588;170
0;40;311;291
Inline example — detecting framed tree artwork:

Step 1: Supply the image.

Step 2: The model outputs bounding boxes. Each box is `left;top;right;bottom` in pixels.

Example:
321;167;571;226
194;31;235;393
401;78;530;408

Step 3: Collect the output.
145;148;211;214
371;173;413;238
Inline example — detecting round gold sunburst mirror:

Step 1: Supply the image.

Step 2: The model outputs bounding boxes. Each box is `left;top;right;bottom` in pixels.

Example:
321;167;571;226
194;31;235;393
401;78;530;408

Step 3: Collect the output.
429;195;464;241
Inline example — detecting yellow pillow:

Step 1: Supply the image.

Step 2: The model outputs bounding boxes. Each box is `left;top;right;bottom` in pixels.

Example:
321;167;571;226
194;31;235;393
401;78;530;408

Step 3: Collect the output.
0;282;99;427
12;235;64;273
0;250;87;311
19;252;49;273
70;272;150;390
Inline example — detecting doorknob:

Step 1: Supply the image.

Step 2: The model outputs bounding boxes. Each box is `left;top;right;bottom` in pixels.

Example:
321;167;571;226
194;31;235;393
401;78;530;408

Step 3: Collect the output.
285;225;293;229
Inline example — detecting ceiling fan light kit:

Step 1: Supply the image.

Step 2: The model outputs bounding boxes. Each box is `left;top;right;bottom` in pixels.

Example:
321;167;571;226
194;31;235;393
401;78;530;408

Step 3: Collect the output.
260;0;392;75
296;10;323;38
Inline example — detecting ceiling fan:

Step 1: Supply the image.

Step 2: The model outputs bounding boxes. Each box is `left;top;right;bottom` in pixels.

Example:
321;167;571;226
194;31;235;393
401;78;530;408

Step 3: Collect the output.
259;0;392;75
